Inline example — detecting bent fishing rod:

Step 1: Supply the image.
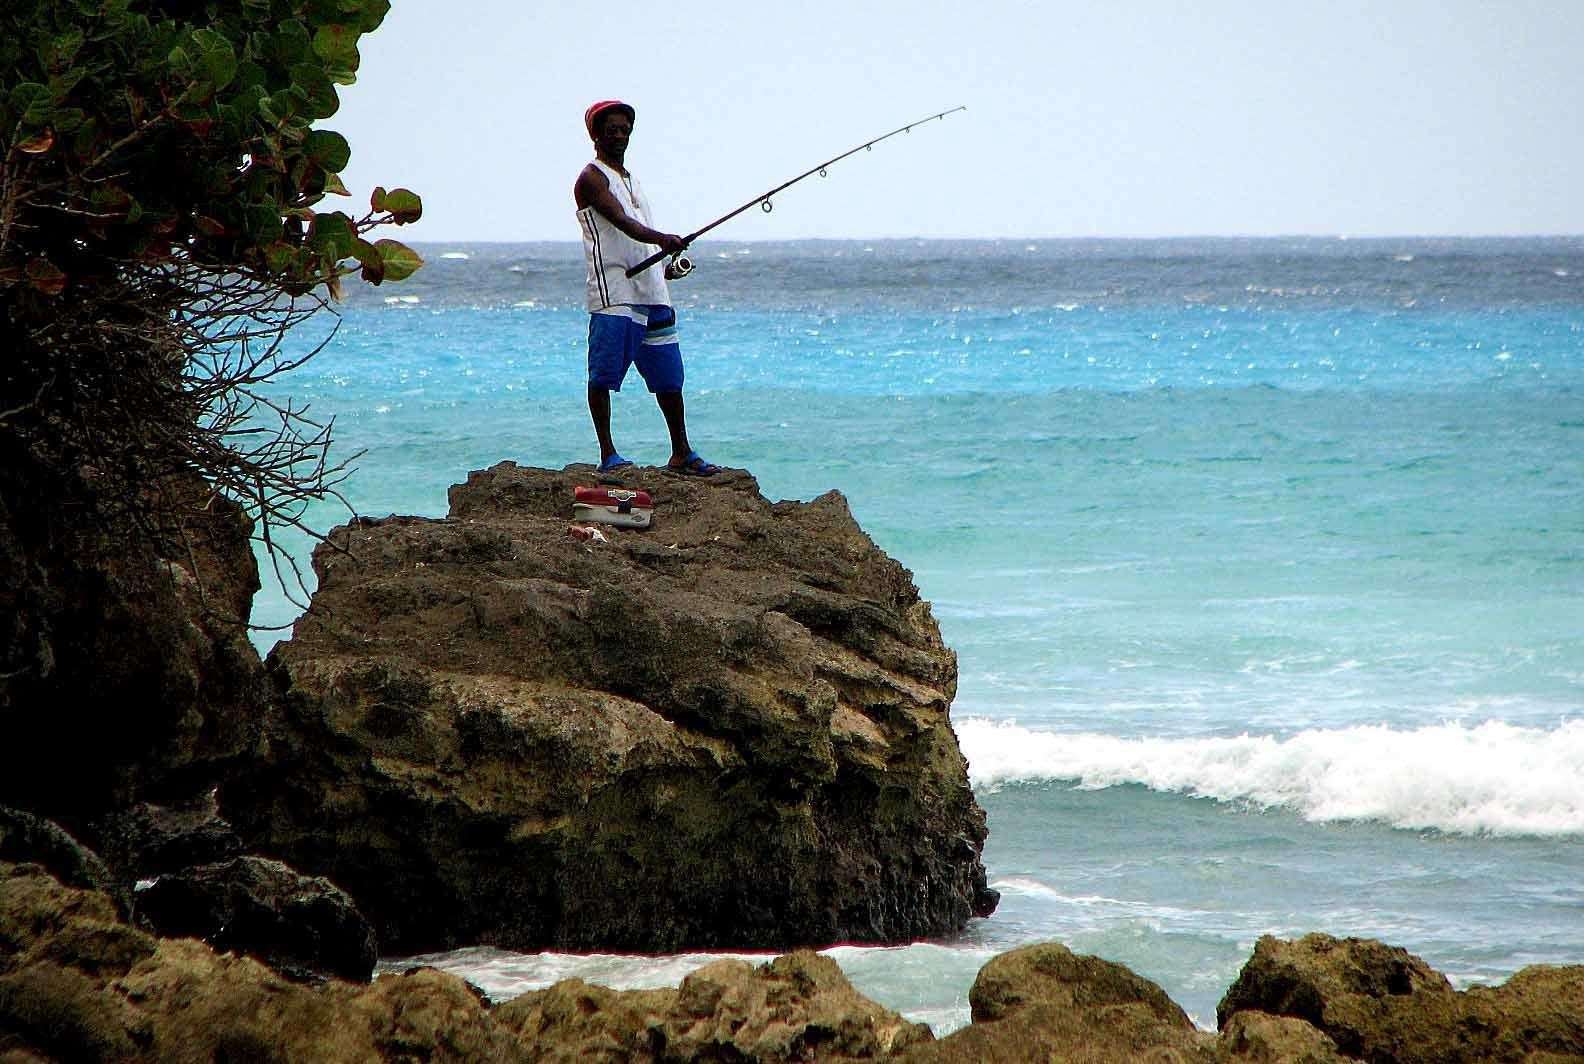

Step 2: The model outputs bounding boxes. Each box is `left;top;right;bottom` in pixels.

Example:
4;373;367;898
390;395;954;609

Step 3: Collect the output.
625;105;966;278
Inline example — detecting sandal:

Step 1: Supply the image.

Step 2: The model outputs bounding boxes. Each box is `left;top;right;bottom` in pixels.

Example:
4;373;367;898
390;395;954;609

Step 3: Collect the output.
598;453;634;472
668;450;719;476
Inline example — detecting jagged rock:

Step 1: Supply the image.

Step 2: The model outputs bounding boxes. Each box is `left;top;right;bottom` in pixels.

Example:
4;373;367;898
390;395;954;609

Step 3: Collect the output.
495;950;933;1061
226;462;996;953
0;461;268;821
133;855;376;983
1215;1011;1347;1063
2;863;927;1063
86;797;244;886
1217;933;1584;1063
0;860;517;1061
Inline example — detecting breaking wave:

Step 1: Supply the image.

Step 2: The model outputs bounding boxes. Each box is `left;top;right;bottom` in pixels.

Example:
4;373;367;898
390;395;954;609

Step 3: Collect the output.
957;718;1584;837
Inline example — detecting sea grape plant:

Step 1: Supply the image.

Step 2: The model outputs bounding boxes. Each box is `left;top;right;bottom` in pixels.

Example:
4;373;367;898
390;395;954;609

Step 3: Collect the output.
0;0;421;301
0;0;425;613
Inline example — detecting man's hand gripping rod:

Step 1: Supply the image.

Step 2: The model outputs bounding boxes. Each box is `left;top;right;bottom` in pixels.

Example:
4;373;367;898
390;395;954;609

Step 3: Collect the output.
625;106;966;279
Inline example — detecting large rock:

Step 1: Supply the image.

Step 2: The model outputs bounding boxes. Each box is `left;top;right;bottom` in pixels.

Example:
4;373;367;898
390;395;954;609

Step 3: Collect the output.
225;462;996;953
0;457;268;822
1218;933;1584;1063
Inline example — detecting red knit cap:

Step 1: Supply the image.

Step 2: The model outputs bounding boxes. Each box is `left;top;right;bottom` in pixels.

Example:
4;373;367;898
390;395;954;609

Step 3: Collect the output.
584;100;636;137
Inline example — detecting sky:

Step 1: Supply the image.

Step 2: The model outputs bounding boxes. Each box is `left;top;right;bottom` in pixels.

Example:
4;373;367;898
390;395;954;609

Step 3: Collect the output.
331;1;1583;243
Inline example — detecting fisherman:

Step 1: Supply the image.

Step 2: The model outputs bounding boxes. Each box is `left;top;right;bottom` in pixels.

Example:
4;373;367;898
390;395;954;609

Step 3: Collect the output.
574;99;719;476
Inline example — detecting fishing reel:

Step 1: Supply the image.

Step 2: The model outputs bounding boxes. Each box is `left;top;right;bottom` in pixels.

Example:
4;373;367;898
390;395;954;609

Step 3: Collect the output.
665;253;694;280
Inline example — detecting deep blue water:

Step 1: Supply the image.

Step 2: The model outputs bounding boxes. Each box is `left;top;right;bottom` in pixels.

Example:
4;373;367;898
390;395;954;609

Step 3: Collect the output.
254;238;1584;1030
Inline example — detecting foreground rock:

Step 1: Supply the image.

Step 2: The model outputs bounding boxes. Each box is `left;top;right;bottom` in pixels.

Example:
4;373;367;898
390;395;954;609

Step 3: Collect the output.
226;462;996;953
5;854;1582;1062
0;860;518;1061
496;951;934;1061
0;859;929;1063
909;942;1347;1062
1219;933;1584;1063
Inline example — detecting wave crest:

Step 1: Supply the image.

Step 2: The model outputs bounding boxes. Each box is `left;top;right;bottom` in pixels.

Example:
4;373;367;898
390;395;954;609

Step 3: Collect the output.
956;718;1584;837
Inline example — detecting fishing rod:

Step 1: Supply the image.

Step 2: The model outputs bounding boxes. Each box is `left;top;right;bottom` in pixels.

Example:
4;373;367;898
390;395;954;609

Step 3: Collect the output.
625;105;966;278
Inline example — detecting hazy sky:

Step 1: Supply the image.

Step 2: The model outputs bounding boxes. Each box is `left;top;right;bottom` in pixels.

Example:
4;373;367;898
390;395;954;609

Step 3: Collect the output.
332;1;1582;243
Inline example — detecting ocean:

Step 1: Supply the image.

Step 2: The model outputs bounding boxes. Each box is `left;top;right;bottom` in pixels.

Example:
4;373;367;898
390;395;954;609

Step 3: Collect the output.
251;237;1584;1032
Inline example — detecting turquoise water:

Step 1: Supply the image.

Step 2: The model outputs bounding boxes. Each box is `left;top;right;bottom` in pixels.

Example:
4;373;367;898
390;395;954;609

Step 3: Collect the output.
256;239;1584;1030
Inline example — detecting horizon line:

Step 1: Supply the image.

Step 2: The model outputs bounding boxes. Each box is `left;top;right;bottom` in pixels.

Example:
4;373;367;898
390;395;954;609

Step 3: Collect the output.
399;233;1584;245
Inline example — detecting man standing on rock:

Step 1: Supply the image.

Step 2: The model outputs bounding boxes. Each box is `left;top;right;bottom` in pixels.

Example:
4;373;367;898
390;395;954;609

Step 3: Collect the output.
574;100;719;476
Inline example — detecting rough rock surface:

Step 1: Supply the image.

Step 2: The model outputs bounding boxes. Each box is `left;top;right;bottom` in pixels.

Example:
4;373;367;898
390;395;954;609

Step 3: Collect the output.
134;855;377;982
0;860;519;1062
227;462;996;953
495;951;934;1062
0;860;922;1063
907;941;1212;1062
0;459;268;821
5;855;1582;1064
0;807;126;919
85;797;244;888
1218;933;1584;1063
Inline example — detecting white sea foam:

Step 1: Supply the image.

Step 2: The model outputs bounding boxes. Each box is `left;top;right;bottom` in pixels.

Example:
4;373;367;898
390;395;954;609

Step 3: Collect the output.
440;251;470;260
956;718;1584;836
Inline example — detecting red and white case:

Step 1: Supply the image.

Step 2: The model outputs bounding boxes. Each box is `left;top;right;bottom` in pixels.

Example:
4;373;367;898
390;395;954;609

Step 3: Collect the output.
572;486;653;529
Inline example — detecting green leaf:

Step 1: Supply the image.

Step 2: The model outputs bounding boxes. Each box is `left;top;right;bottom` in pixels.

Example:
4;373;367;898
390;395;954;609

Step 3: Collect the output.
192;30;237;91
246;204;284;241
373;238;422;281
311;24;360;83
374;186;421;224
304;128;350;172
289;61;339;118
232;60;266;94
11;82;53;127
272;22;312;64
311;210;355;258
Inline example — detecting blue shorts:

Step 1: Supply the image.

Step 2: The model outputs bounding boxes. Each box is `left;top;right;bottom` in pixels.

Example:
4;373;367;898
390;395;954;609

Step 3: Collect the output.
587;304;684;393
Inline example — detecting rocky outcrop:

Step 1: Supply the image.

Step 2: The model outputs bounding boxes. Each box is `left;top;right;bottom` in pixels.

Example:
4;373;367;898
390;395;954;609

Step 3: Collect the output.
0;860;520;1062
1218;933;1584;1063
134;856;377;982
0;857;927;1063
907;942;1250;1063
0;459;269;821
5;851;1582;1063
226;462;997;954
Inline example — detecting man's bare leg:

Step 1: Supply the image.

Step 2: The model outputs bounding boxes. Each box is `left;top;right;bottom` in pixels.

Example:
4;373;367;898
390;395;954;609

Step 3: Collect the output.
588;384;619;463
655;390;691;465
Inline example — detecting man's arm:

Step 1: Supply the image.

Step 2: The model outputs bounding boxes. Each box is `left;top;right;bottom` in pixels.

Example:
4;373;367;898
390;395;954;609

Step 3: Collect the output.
574;165;687;255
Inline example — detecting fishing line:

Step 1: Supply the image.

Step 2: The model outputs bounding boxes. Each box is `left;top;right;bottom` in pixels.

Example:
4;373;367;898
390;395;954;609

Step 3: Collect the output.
625;106;966;278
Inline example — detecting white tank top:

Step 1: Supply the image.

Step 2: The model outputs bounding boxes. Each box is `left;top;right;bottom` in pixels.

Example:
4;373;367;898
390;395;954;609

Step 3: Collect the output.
577;159;671;311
